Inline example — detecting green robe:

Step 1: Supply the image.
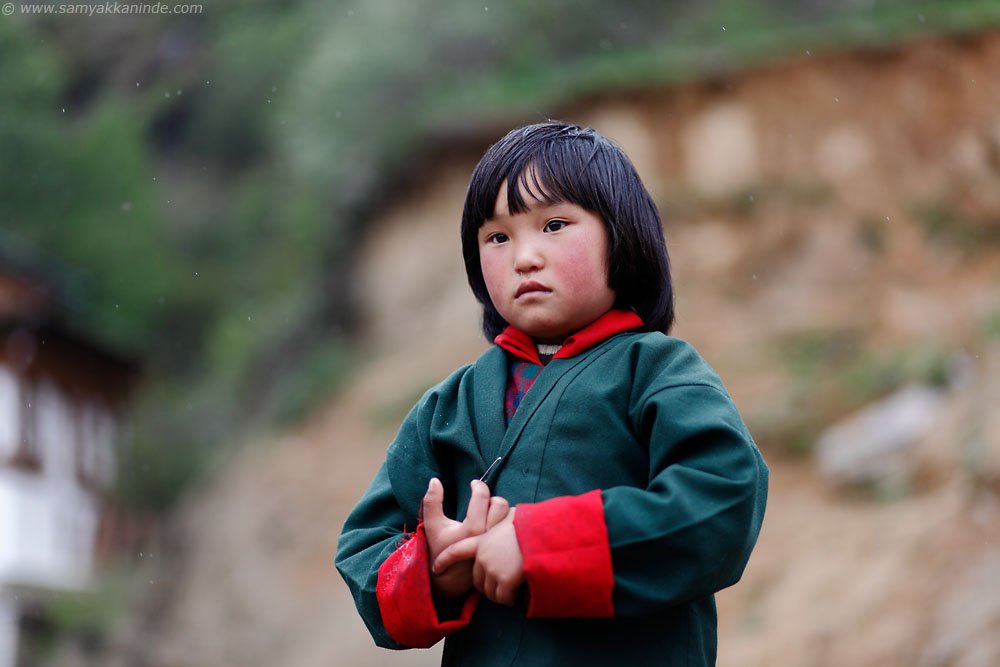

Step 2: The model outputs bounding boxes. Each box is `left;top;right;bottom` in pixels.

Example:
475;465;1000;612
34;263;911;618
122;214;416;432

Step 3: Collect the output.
337;331;768;666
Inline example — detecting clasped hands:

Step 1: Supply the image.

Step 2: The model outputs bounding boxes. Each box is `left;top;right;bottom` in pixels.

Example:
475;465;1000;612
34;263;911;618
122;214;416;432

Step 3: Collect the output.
422;477;524;606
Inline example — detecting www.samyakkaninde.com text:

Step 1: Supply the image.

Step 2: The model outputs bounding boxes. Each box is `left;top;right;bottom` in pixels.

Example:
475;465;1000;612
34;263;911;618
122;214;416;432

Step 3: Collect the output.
3;2;203;16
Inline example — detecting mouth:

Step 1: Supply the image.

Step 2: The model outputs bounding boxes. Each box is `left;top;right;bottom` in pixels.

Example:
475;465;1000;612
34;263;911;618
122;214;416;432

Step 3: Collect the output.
515;281;551;298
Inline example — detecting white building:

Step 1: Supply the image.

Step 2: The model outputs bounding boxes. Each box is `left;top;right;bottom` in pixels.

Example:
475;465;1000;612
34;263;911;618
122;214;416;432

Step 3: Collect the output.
0;254;134;666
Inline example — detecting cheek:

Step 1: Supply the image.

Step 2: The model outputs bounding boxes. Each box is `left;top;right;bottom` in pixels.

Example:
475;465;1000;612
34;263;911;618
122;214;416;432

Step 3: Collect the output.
479;253;507;300
555;245;610;296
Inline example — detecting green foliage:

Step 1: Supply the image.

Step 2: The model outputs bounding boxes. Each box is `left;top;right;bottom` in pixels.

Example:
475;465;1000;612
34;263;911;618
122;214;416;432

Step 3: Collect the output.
759;331;952;454
60;106;175;347
843;345;951;395
272;339;357;426
747;408;824;459
913;198;1000;252
46;572;130;636
16;569;133;663
183;9;322;167
0;25;173;352
0;18;63;110
783;330;861;380
980;310;1000;340
114;411;211;512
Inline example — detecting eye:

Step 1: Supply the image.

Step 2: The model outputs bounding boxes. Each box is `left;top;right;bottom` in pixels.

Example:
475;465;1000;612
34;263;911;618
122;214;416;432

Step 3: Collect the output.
485;232;509;244
543;219;567;232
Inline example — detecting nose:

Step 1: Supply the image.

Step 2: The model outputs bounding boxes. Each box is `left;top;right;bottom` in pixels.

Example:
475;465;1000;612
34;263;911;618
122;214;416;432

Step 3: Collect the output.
513;239;544;274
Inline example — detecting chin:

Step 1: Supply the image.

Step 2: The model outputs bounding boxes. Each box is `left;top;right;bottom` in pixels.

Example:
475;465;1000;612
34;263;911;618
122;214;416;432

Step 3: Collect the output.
505;309;582;341
519;321;573;342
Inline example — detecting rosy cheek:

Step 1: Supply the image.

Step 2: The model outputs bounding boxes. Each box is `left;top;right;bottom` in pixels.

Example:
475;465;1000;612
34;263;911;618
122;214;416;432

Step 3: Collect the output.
557;247;608;296
480;254;506;301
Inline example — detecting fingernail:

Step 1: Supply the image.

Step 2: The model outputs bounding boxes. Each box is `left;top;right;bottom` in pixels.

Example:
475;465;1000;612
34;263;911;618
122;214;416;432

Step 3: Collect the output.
428;478;434;492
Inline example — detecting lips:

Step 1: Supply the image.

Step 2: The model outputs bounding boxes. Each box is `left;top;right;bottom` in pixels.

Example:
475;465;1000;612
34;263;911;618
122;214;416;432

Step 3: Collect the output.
515;281;551;298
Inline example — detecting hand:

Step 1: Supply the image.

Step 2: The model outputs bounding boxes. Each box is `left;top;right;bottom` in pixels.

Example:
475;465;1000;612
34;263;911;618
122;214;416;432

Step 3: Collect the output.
422;478;510;598
433;508;524;606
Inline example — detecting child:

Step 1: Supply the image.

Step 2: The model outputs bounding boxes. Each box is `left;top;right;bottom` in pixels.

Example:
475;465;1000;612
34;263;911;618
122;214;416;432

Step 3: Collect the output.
336;122;768;666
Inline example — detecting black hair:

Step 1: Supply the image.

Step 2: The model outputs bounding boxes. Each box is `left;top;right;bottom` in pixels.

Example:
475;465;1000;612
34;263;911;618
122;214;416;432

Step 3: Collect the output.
460;121;674;340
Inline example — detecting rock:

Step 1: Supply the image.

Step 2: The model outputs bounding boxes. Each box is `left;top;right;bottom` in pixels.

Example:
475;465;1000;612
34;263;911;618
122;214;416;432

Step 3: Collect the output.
972;344;1000;489
580;105;659;194
815;385;948;487
682;103;758;196
814;126;872;180
918;549;1000;667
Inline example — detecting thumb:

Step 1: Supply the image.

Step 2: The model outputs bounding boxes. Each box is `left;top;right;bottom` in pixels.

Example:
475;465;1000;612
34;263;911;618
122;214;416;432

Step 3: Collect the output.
434;535;480;574
422;478;446;527
486;496;510;530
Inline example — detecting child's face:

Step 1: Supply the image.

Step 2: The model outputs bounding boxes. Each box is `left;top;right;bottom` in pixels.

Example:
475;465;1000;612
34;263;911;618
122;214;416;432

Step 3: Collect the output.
478;177;616;343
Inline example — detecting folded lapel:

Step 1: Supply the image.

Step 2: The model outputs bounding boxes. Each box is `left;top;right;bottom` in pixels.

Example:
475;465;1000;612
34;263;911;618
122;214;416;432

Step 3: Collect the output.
474;339;619;487
471;347;509;475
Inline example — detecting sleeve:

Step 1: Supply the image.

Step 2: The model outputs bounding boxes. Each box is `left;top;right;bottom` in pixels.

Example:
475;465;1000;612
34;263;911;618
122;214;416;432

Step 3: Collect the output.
335;386;481;648
513;382;768;618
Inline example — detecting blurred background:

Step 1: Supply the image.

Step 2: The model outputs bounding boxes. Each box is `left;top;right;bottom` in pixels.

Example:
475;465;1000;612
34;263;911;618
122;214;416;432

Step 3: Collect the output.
2;0;1000;665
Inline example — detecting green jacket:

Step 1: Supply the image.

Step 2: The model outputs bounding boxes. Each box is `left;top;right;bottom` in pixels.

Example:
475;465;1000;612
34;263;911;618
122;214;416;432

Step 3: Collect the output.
336;330;768;666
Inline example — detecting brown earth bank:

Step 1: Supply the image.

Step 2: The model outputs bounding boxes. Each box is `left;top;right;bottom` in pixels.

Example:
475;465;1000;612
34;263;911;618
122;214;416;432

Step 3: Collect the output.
56;30;1000;666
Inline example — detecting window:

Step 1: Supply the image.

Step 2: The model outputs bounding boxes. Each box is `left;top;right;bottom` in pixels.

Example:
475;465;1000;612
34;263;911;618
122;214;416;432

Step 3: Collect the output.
78;402;116;488
2;372;41;471
0;364;18;460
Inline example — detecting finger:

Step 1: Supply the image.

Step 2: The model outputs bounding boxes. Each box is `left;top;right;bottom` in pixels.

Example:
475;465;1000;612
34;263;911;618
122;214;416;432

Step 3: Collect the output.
433;535;480;574
486;573;515;606
422;478;446;528
493;577;516;606
486;496;509;530
463;480;490;533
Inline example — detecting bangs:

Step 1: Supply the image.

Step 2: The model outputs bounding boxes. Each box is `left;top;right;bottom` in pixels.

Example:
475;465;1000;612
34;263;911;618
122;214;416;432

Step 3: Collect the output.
465;125;606;225
505;145;603;215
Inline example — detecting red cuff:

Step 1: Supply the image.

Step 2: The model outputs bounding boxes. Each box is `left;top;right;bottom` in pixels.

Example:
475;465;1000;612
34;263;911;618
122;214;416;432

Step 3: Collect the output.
376;524;479;647
513;489;614;618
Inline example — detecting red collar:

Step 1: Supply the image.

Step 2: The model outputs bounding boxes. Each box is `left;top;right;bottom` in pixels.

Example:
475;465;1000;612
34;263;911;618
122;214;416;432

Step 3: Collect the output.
494;310;644;365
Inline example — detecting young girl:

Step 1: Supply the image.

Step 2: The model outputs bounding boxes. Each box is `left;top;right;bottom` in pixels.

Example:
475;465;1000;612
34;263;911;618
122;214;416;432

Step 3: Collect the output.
336;122;768;666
